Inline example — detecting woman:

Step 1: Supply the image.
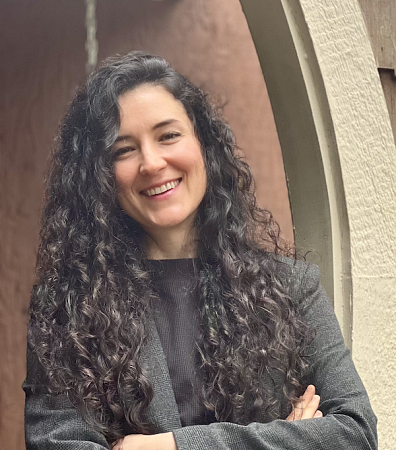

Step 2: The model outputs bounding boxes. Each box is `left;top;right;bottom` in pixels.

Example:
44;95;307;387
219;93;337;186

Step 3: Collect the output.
24;51;377;450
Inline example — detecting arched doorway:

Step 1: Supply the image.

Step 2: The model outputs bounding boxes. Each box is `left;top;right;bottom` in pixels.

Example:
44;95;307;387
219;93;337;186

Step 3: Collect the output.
240;1;396;446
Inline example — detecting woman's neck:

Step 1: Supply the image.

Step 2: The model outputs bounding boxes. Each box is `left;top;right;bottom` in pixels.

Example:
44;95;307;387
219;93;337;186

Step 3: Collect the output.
145;226;197;260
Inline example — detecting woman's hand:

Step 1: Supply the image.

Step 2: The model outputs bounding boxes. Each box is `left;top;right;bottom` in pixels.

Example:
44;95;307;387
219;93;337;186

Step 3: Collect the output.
286;384;323;421
112;432;177;450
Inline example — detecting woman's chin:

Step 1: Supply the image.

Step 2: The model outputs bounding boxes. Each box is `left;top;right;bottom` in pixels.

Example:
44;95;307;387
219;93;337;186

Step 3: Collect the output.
142;213;197;235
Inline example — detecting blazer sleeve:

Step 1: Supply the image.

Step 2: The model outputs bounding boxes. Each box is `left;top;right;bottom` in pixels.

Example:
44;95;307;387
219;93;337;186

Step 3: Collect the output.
24;345;110;450
172;262;378;450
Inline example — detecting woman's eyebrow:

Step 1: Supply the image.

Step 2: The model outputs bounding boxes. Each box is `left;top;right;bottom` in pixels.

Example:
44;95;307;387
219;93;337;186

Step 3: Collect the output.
151;119;179;130
114;134;132;144
114;119;180;144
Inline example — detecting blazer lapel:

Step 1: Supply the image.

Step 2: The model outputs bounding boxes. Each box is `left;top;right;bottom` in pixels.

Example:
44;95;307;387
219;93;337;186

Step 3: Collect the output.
140;318;182;432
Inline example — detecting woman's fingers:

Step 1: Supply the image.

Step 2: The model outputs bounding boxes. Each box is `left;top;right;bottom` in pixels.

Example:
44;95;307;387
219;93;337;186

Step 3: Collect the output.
301;393;321;420
286;385;322;421
286;384;315;421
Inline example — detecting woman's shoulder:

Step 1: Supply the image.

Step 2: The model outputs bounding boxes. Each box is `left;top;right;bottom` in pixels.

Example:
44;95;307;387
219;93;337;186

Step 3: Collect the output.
265;252;323;309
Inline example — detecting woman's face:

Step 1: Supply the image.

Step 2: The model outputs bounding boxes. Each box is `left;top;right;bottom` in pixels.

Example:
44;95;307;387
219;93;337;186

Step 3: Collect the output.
113;84;207;237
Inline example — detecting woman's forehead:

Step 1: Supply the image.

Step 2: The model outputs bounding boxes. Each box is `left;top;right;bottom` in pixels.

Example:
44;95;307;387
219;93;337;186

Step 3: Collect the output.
117;85;192;132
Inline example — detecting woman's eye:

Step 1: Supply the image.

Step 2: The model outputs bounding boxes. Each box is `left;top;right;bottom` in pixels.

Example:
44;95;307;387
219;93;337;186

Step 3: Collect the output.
160;132;181;142
113;147;135;159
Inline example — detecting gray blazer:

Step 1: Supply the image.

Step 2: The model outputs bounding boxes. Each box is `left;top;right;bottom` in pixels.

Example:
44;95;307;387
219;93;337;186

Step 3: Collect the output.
24;261;378;449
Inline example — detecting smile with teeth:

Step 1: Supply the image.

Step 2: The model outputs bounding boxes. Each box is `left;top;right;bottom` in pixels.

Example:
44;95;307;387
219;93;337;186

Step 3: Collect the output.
143;179;181;197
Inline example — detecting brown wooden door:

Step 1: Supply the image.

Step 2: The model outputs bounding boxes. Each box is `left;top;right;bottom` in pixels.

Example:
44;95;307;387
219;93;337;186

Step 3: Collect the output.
0;1;291;448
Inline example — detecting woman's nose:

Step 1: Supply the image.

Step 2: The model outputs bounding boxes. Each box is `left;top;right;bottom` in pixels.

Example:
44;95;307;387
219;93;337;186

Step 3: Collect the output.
139;144;167;175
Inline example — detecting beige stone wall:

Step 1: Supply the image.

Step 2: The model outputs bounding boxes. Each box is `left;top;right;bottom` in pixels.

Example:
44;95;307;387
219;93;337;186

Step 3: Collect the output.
297;2;396;448
241;0;396;447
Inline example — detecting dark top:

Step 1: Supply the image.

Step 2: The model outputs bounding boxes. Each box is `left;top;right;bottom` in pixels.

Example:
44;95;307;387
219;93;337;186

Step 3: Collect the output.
23;258;378;450
147;258;215;426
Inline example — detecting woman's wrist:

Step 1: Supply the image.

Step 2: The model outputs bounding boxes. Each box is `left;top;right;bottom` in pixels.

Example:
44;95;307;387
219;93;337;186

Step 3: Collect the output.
149;432;177;450
112;432;177;450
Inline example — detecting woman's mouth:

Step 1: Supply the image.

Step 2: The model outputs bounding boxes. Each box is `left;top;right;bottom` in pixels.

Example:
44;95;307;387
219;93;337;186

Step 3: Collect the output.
142;178;181;197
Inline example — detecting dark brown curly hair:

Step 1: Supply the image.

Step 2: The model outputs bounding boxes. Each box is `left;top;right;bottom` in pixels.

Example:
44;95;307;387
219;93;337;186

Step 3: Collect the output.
28;51;311;444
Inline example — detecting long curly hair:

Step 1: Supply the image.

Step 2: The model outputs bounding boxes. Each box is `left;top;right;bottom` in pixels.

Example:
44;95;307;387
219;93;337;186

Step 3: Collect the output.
29;51;311;443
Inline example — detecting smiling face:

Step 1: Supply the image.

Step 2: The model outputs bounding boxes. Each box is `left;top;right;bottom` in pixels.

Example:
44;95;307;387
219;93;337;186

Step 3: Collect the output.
113;84;207;239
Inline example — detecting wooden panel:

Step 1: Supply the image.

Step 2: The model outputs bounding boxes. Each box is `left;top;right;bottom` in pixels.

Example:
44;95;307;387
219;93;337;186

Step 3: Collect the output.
380;69;396;143
0;1;86;449
96;0;294;242
358;0;396;143
0;1;293;448
358;0;396;73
